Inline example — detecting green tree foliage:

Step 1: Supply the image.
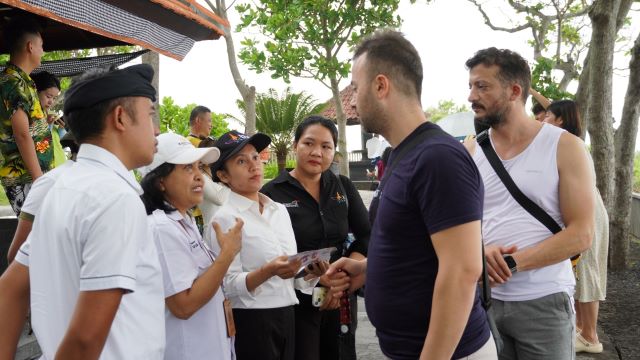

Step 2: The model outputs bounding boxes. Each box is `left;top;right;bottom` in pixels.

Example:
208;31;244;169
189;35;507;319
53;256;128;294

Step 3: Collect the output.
425;100;470;123
237;88;323;173
159;97;230;138
465;0;593;98
235;0;402;176
530;57;575;101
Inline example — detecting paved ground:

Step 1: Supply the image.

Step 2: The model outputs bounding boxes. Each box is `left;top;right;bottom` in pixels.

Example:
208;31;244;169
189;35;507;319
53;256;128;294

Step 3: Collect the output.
355;297;386;359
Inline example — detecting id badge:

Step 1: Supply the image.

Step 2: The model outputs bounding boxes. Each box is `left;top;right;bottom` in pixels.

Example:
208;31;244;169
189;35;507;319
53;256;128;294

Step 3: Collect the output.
223;298;236;337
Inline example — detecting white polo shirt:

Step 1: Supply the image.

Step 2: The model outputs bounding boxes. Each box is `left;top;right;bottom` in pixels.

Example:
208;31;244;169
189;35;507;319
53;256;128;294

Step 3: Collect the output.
209;191;315;309
27;144;165;360
14;161;75;266
148;209;234;360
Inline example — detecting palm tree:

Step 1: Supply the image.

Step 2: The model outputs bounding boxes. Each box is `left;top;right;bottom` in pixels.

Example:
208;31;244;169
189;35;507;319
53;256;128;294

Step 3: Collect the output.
237;88;323;173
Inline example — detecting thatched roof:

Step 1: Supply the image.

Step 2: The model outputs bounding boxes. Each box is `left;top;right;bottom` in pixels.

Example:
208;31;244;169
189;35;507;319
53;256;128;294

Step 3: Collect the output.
320;84;360;126
0;0;227;60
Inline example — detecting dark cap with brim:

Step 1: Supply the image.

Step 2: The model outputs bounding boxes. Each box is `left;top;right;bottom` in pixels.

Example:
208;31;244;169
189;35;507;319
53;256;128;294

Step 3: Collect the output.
211;130;271;180
63;64;156;116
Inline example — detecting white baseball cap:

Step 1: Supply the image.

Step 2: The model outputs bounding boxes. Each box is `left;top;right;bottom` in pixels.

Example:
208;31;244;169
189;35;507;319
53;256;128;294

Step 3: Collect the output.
143;133;220;174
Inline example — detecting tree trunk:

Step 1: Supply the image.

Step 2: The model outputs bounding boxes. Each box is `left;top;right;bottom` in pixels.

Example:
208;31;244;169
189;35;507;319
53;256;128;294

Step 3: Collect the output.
141;51;161;129
575;49;591;139
330;76;349;177
276;147;288;173
610;32;640;271
209;0;257;135
585;0;620;211
565;0;632;140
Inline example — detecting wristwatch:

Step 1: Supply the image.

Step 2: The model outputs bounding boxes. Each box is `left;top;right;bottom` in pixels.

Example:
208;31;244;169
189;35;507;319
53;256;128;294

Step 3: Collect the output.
503;255;518;274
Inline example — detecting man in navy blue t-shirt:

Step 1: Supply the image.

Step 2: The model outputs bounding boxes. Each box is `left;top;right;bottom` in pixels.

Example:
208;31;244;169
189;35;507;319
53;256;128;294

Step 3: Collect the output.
327;30;495;359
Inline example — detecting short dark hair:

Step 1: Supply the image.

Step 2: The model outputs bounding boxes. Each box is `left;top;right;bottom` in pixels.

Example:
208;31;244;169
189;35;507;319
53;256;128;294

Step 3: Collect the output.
547;100;582;137
190;105;211;125
294;115;338;146
140;163;177;215
532;102;546;115
465;47;531;103
31;71;60;92
353;30;423;100
4;16;42;55
65;68;135;144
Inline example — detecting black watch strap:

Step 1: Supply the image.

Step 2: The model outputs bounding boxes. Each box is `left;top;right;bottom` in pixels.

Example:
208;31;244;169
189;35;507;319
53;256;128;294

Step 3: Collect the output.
503;255;518;273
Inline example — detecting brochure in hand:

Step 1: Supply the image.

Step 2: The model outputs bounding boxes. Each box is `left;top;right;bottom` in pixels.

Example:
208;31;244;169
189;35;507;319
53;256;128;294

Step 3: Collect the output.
289;247;337;279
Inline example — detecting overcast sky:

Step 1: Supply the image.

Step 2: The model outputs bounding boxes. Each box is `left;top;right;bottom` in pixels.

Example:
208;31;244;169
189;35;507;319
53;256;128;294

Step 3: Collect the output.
156;0;640;150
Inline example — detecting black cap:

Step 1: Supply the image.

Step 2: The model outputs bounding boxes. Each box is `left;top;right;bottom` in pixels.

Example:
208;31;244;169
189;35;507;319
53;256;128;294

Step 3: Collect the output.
211;130;271;180
63;64;156;115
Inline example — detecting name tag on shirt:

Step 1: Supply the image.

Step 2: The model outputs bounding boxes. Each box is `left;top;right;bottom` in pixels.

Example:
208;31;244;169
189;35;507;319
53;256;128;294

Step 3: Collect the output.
223;299;236;337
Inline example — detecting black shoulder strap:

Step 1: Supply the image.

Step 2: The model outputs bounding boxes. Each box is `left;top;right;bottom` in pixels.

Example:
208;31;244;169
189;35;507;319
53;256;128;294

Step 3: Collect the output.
379;125;444;186
480;236;491;310
476;130;562;234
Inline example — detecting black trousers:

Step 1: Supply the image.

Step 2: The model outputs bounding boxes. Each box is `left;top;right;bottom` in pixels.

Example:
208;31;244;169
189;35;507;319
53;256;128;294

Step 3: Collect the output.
233;306;295;360
294;292;358;360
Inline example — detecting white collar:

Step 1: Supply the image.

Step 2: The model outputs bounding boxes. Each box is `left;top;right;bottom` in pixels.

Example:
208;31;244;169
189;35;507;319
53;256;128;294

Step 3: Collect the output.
76;144;142;195
228;191;278;213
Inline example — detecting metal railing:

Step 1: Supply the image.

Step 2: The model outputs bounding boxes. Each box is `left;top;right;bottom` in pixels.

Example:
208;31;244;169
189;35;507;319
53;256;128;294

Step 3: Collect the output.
348;151;364;162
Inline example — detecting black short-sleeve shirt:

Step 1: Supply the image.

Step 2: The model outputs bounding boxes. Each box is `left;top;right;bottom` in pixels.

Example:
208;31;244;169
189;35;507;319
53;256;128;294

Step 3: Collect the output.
366;122;490;359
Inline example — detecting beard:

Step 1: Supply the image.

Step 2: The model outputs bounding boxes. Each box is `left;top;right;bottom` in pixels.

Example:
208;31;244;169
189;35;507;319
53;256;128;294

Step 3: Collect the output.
473;101;510;129
358;93;387;135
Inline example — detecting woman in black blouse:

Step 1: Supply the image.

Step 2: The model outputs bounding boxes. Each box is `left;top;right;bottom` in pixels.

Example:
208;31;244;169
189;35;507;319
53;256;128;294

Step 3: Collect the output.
261;115;370;360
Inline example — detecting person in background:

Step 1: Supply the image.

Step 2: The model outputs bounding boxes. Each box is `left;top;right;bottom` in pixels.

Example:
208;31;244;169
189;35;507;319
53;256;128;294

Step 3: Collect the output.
187;106;214;232
529;87;551;122
6;132;78;264
0;16;53;215
544;99;609;354
329;151;343;175
31;71;67;167
261;115;370;360
59;131;80;159
208;130;319;360
187;105;213;147
198;137;231;249
140;132;242;360
376;146;391;180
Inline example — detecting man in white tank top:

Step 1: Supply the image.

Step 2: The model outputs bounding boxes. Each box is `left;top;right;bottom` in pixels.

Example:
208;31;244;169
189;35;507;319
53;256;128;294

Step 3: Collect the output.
465;48;595;360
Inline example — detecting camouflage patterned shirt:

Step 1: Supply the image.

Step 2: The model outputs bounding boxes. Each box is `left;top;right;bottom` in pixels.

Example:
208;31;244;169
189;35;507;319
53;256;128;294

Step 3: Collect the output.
0;63;53;187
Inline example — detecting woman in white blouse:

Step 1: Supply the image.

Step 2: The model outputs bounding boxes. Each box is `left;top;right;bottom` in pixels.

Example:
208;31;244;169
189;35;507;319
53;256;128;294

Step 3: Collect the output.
208;130;318;360
140;133;244;360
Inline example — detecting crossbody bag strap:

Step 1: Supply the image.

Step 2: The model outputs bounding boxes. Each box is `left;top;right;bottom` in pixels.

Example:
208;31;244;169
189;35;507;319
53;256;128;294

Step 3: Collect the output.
480;233;492;310
476;130;562;234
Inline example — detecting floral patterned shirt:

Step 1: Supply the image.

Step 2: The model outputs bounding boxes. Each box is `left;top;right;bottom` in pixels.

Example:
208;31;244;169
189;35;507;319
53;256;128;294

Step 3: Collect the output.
0;63;53;186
